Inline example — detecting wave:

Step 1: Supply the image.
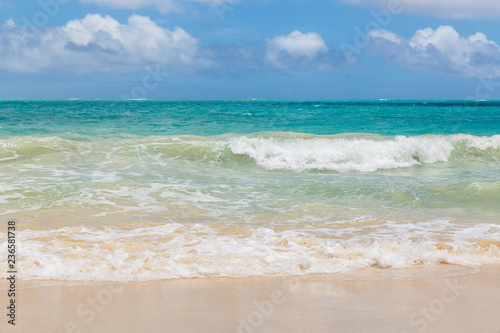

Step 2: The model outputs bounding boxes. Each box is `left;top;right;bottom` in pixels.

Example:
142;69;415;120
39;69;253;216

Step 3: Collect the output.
2;220;499;281
227;134;500;172
1;132;499;172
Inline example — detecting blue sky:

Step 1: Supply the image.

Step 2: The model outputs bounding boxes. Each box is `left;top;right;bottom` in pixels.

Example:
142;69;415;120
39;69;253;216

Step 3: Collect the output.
1;0;500;99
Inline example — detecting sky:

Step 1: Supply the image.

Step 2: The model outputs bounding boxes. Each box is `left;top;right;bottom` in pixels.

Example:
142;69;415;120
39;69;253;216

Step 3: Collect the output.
1;0;500;99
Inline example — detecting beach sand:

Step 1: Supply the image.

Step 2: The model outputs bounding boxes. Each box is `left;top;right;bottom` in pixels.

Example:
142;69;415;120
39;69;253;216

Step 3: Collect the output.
0;264;499;333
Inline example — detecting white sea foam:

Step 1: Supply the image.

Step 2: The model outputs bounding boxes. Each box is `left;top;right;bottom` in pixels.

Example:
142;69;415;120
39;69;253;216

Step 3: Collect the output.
227;134;500;172
1;133;499;173
1;220;499;282
1;133;499;282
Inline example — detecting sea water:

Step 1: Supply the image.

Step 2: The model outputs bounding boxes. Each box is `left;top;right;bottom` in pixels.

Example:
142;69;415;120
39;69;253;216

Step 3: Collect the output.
0;100;499;281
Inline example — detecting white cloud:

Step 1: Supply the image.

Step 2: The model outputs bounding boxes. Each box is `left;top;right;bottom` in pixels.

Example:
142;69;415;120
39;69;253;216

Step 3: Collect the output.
0;14;208;74
369;29;400;44
0;15;344;75
338;0;500;19
368;26;500;78
2;19;15;28
78;0;242;13
265;30;330;70
79;0;176;13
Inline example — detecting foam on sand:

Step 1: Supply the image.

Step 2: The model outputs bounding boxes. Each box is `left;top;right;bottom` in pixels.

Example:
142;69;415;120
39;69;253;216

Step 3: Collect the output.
2;220;499;282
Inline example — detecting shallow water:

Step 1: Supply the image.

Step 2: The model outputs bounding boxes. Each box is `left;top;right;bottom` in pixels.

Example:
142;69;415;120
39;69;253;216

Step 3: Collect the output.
1;100;499;281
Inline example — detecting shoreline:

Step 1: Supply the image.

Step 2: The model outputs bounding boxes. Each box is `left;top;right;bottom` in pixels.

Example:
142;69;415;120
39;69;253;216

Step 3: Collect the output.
1;264;499;333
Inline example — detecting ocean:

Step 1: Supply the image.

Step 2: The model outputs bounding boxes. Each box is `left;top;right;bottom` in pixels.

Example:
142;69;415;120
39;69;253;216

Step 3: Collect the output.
1;100;499;281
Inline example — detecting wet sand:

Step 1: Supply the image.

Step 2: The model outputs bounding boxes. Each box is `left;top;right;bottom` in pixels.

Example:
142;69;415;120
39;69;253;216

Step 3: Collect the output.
0;264;499;333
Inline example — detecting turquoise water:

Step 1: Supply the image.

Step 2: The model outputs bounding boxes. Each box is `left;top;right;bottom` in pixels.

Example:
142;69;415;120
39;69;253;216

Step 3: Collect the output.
1;100;499;137
1;100;499;281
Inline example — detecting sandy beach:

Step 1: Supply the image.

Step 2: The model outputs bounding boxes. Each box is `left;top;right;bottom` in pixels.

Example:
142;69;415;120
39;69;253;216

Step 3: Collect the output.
1;264;499;333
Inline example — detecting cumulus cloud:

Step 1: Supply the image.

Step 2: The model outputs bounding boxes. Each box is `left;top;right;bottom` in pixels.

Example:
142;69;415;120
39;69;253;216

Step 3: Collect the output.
0;15;344;75
265;30;333;71
338;0;500;19
0;14;208;74
368;26;500;78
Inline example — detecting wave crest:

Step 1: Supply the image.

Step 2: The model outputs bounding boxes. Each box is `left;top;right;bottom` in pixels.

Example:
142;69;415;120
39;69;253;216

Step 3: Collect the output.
1;133;499;172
